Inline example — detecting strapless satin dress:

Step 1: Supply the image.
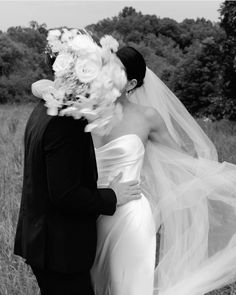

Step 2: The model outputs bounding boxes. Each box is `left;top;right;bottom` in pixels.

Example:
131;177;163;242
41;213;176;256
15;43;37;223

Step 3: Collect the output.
91;134;156;295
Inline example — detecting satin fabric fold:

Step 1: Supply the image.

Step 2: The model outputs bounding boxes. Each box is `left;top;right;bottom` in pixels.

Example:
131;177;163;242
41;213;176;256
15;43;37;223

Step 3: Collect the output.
91;135;156;295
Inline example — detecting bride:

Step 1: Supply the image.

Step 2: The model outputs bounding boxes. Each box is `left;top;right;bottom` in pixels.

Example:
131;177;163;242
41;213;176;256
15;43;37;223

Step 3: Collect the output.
33;46;236;295
90;46;186;295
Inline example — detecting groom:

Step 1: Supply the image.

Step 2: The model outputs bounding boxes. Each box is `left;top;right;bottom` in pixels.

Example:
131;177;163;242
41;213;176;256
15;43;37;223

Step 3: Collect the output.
14;98;141;294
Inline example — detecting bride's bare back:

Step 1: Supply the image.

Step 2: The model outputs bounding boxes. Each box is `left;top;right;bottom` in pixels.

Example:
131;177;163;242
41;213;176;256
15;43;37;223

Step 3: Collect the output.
92;102;150;148
93;100;182;152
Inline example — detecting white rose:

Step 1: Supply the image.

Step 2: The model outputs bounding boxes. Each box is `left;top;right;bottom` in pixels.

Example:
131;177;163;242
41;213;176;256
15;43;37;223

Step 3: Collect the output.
110;88;121;102
61;29;73;43
101;61;127;91
47;29;61;41
114;67;127;91
98;66;114;89
90;80;103;91
53;53;74;74
110;60;127;90
75;55;102;83
101;48;112;63
100;35;119;52
69;34;98;54
95;70;112;90
54;87;66;100
49;40;64;53
103;75;113;89
71;29;79;37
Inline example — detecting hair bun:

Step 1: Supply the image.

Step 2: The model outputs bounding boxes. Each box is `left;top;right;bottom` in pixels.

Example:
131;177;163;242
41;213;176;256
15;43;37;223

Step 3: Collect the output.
116;46;146;90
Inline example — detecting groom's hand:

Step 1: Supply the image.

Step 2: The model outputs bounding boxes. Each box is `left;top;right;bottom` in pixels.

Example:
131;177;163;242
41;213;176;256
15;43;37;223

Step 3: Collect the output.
109;172;141;206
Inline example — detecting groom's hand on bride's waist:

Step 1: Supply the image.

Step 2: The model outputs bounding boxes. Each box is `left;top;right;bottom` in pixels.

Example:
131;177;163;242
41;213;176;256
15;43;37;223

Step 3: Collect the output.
109;172;141;206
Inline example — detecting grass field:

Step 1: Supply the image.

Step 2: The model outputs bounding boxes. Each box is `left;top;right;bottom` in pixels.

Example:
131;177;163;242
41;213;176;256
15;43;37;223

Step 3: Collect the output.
0;104;236;295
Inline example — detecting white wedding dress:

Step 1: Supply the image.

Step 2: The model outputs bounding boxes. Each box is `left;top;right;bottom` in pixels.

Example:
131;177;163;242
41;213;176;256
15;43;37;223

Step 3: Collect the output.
91;132;236;295
91;134;156;295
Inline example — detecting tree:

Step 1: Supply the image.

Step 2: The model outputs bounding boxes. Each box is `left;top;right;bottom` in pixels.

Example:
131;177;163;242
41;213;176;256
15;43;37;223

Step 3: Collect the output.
171;36;224;114
0;34;24;77
118;6;139;18
219;1;236;99
0;21;50;103
7;21;47;53
158;18;182;44
179;18;223;50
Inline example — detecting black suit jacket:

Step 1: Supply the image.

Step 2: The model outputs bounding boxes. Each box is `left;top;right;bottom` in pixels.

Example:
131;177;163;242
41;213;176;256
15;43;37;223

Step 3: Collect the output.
14;100;117;273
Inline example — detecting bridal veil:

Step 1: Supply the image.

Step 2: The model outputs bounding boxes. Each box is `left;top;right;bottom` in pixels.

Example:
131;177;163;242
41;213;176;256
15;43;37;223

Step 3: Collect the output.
129;68;236;295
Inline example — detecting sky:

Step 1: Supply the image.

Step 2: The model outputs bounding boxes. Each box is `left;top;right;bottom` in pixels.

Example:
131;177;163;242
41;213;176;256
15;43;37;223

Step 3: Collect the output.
0;0;223;32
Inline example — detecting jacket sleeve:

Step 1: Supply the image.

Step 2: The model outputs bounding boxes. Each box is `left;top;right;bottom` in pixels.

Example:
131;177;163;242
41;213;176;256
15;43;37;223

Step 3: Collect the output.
43;116;117;216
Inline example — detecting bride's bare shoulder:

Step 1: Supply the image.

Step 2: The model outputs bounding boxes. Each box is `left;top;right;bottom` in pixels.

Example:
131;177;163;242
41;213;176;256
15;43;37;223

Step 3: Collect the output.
130;103;163;129
141;106;168;134
143;106;162;124
132;103;157;118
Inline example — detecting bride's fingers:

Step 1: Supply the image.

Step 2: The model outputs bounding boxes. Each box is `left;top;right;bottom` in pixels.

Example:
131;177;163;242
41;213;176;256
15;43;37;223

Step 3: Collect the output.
130;189;142;195
110;172;123;184
128;184;140;191
130;194;142;200
126;180;139;186
129;186;141;191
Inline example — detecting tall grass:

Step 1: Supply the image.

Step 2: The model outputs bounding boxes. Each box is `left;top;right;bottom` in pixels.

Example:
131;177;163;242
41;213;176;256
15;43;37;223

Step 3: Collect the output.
0;104;39;295
0;104;236;294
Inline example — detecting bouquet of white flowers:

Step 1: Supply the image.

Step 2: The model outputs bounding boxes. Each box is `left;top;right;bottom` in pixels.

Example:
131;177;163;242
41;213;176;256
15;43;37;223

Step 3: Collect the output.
43;28;127;135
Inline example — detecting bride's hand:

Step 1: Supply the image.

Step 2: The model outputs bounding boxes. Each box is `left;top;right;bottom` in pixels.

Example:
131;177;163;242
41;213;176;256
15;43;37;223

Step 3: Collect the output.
109;172;141;206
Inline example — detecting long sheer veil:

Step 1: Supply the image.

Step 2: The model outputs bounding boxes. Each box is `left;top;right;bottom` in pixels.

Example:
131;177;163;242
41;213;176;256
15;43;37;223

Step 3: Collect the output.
129;68;236;295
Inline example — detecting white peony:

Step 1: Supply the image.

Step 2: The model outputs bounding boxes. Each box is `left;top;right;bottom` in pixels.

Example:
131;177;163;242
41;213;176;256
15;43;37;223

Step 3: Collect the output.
47;29;61;41
100;60;127;91
98;71;113;90
71;29;79;37
100;35;119;52
75;55;102;83
61;29;73;43
54;87;66;101
53;53;74;74
69;34;98;54
48;40;64;53
114;67;127;91
109;88;121;102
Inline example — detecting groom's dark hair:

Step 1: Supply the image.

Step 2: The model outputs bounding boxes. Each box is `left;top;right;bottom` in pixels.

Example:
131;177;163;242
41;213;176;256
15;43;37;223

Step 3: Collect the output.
116;46;146;90
45;53;56;77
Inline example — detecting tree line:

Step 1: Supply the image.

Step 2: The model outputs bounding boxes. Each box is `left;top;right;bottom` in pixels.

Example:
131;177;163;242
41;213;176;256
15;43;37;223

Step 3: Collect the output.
0;1;235;120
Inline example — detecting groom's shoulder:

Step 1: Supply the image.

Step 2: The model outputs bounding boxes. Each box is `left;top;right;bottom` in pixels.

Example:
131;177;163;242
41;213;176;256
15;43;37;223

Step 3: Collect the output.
27;101;87;142
47;114;86;133
44;112;87;144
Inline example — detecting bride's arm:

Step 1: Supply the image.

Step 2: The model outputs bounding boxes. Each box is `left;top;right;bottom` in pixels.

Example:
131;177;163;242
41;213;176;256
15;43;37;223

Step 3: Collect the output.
31;79;54;99
145;107;189;155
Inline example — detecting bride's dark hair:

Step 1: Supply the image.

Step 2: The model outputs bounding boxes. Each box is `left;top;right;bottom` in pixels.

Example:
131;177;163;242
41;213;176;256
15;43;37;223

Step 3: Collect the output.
116;46;146;90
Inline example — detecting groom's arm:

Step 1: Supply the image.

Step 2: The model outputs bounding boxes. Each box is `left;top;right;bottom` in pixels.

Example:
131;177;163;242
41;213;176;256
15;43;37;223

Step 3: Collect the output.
43;116;117;216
